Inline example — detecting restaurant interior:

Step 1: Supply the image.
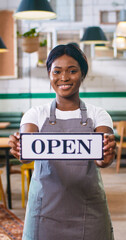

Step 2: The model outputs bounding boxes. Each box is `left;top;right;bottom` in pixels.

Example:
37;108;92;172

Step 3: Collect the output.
0;1;126;240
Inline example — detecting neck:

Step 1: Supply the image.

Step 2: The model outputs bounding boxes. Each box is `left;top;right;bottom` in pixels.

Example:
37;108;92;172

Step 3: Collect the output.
56;95;80;111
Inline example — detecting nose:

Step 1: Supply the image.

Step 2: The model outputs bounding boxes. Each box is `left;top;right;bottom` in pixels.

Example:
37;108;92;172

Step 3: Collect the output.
60;71;69;81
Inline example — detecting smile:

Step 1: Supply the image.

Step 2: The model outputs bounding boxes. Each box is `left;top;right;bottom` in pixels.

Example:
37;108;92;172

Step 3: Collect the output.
58;84;72;90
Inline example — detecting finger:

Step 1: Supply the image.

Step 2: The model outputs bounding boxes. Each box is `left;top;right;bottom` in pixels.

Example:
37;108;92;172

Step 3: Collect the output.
9;134;20;141
104;147;116;158
8;140;20;150
108;134;115;141
10;149;20;160
10;141;20;149
103;140;116;151
14;132;20;139
8;134;20;147
9;135;18;143
104;149;115;157
8;139;17;148
104;134;115;145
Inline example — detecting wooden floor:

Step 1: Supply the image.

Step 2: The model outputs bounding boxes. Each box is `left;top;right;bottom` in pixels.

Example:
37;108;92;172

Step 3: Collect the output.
100;161;126;240
1;160;126;240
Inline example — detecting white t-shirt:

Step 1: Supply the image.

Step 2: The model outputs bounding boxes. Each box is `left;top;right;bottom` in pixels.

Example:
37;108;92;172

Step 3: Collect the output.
20;101;113;130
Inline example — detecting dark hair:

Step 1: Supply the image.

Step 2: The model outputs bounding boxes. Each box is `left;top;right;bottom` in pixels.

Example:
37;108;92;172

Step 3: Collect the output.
46;44;88;80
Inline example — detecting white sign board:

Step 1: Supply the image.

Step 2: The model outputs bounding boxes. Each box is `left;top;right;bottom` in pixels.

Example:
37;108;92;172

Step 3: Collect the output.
20;133;104;161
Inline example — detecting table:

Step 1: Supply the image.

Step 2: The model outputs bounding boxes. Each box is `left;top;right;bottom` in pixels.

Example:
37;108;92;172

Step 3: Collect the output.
0;137;12;209
0;122;10;129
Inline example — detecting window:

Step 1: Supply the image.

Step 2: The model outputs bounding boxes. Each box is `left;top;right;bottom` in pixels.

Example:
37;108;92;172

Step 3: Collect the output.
100;10;120;24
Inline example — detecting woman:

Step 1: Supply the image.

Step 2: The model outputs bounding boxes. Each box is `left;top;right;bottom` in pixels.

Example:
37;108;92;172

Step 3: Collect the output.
9;44;116;240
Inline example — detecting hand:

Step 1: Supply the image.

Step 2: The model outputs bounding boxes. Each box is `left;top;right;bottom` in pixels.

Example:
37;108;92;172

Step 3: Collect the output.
8;132;20;160
95;133;116;168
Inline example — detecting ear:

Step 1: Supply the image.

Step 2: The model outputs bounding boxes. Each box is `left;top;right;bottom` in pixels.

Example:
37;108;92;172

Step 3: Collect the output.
48;70;51;78
81;75;85;82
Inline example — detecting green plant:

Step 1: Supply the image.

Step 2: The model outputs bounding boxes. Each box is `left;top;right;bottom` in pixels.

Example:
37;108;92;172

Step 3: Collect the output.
39;39;47;47
17;28;39;38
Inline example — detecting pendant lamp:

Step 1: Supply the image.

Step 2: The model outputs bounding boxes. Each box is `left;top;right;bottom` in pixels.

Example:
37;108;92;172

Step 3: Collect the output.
80;26;109;44
14;0;56;20
95;44;108;50
116;9;126;37
0;37;8;53
112;36;126;49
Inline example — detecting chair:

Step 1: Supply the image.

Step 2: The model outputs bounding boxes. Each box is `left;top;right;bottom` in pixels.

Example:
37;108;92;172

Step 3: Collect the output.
21;161;34;208
0;170;7;207
0;137;34;208
9;159;34;208
116;121;126;173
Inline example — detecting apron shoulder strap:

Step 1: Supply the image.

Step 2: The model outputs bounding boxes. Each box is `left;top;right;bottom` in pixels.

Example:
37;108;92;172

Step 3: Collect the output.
49;99;56;124
49;99;88;125
80;99;88;125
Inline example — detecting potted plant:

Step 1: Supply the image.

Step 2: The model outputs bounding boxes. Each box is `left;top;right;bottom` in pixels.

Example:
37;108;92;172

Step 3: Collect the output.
38;39;47;66
17;28;39;53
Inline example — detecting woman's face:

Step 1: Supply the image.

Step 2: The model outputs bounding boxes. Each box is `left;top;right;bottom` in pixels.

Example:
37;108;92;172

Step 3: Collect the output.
49;54;82;99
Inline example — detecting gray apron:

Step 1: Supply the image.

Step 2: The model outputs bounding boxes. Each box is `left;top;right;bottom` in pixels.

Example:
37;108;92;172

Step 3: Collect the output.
22;99;114;240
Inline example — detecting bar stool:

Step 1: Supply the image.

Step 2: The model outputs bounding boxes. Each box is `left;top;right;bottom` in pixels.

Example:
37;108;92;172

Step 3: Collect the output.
0;137;12;208
0;170;7;207
116;121;126;173
21;161;34;208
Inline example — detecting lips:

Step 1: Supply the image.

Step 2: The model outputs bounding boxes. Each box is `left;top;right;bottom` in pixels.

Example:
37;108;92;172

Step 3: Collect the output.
58;84;72;90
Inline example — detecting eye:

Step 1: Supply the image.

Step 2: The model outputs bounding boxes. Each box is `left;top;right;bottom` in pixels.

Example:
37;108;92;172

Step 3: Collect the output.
70;70;77;74
53;70;61;74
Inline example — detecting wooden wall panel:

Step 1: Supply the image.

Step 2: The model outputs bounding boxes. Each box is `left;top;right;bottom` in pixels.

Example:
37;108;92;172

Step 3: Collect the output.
0;10;17;78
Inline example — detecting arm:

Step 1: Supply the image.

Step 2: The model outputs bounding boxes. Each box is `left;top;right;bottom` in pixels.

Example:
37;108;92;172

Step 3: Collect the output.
94;126;116;168
9;123;39;163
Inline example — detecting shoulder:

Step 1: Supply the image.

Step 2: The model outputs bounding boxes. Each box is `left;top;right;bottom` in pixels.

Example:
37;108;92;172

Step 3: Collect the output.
84;102;113;129
20;101;52;129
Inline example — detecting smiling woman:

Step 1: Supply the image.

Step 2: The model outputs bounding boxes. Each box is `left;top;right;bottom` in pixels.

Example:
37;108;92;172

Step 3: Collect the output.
49;55;82;104
46;44;88;110
8;43;116;240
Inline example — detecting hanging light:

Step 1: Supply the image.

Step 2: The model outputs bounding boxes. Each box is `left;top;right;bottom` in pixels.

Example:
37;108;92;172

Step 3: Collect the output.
80;26;109;44
0;37;8;53
112;36;126;49
116;9;126;37
95;44;109;50
14;0;56;20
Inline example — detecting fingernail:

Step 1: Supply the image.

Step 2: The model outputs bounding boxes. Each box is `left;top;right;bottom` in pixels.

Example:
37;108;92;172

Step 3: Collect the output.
17;147;21;150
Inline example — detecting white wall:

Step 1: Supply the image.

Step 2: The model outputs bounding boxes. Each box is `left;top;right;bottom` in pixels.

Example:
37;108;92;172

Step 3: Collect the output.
0;0;20;10
0;0;126;112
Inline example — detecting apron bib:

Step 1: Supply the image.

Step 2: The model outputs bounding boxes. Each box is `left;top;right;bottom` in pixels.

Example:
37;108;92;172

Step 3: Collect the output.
22;99;114;240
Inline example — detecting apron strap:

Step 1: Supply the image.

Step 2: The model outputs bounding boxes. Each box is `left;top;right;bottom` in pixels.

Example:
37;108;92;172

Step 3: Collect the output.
49;99;56;124
80;99;87;125
49;99;87;125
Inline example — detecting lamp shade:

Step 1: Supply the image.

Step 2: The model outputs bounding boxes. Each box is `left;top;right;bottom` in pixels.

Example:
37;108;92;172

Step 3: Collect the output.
116;10;126;37
0;37;8;53
112;37;126;49
80;26;108;44
14;0;56;20
95;44;108;50
116;22;126;37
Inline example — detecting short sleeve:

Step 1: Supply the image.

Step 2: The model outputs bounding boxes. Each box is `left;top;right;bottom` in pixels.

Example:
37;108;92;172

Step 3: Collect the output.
94;107;113;129
20;107;39;127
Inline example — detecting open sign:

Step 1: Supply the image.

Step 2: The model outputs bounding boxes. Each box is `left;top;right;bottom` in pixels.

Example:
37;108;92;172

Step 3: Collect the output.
20;133;104;161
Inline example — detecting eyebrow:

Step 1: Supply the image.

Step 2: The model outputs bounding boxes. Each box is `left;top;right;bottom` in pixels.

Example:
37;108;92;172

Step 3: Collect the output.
53;65;78;69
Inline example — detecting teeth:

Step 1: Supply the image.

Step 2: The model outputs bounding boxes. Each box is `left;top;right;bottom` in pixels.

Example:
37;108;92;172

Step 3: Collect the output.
59;85;71;89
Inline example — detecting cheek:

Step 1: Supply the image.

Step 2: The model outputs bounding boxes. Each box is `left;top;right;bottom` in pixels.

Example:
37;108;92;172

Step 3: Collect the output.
50;78;57;91
49;73;55;84
73;75;82;86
